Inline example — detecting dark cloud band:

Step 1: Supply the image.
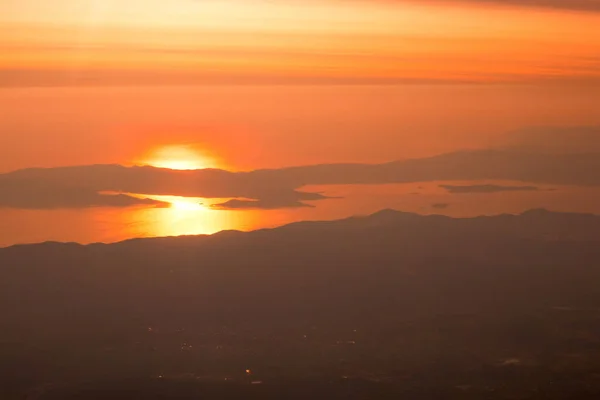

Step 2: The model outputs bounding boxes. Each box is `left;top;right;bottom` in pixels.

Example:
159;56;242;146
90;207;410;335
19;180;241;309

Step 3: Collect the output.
1;125;598;210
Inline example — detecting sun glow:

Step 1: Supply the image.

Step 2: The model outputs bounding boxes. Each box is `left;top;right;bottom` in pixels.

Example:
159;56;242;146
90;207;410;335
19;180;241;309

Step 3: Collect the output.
121;193;265;238
142;144;215;170
133;194;205;211
167;198;205;212
133;194;213;235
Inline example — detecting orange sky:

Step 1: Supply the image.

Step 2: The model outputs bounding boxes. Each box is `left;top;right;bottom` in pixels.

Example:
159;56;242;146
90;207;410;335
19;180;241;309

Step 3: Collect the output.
1;0;600;84
1;0;600;172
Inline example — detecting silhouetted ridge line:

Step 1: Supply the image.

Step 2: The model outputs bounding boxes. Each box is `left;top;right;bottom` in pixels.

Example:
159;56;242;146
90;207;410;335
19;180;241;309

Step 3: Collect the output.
1;209;598;251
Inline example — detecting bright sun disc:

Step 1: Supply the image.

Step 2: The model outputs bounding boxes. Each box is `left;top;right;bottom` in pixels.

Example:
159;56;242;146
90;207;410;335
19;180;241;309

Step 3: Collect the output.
143;144;213;170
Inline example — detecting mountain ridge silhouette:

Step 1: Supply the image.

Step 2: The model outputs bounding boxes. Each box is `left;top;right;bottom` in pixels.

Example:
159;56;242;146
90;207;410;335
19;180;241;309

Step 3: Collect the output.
1;208;598;253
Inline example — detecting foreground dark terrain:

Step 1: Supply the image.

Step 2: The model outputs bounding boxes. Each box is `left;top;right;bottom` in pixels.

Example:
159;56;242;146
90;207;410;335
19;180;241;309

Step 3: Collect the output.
2;209;600;399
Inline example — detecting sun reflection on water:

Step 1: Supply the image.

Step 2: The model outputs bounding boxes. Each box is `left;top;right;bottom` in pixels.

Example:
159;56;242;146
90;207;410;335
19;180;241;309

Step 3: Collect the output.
116;193;284;240
123;194;221;237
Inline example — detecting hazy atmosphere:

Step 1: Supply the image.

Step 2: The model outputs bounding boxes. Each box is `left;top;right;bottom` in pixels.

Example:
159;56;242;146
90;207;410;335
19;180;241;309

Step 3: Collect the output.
2;85;599;246
1;1;600;399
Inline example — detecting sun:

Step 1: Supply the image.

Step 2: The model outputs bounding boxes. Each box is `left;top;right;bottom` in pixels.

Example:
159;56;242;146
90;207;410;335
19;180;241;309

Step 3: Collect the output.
142;144;214;170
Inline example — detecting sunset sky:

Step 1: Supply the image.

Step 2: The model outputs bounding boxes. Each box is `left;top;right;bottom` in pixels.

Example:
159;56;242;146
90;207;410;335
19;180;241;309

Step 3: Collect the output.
1;0;600;246
4;4;600;398
2;0;600;85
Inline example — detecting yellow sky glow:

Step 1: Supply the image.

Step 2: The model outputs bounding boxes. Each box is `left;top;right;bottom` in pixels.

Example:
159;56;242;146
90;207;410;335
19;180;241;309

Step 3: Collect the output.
141;144;215;170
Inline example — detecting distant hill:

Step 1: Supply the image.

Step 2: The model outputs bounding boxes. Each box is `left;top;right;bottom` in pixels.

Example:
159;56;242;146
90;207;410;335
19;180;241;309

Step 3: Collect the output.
2;209;600;399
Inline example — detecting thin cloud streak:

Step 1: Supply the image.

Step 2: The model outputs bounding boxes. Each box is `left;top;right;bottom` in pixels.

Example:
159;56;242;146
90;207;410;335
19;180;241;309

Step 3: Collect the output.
391;0;600;12
440;184;540;194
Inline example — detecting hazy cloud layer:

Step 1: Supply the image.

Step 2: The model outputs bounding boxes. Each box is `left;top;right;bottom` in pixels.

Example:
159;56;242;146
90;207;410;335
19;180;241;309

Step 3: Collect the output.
1;147;599;210
440;184;540;194
0;178;169;209
212;198;315;210
404;0;600;12
211;190;331;209
498;126;600;154
0;166;332;210
0;68;538;88
260;150;600;187
2;126;600;210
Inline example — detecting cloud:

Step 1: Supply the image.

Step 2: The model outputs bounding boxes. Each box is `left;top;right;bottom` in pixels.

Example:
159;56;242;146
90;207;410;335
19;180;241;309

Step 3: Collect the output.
4;64;600;88
211;190;330;210
431;203;450;209
0;178;169;209
498;126;600;154
440;184;540;194
0;68;483;88
1;146;599;210
471;0;600;12
261;149;600;187
0;167;333;210
397;0;600;12
211;198;314;210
